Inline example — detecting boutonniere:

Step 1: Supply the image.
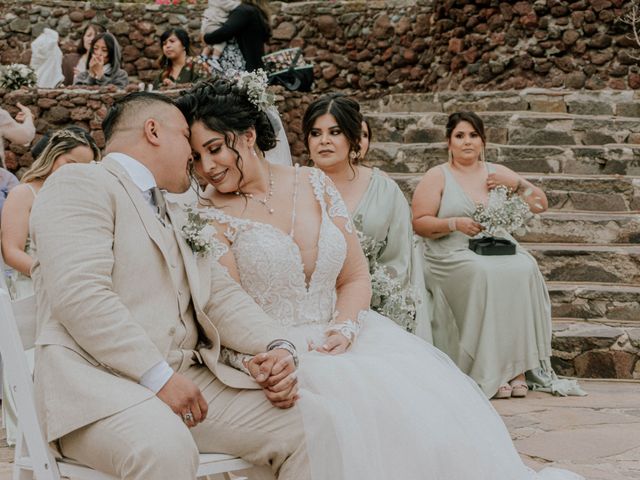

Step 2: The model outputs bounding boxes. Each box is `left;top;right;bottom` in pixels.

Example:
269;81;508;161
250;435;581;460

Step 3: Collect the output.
181;207;215;256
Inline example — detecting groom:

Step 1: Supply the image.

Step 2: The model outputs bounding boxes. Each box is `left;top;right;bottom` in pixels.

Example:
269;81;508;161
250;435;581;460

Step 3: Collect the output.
30;92;310;479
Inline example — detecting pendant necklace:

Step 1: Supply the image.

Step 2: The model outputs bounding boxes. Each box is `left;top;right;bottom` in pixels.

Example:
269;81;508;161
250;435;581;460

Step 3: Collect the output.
235;164;275;214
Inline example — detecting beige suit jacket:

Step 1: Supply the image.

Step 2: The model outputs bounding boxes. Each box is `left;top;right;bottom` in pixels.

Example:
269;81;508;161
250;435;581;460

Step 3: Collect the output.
30;156;288;442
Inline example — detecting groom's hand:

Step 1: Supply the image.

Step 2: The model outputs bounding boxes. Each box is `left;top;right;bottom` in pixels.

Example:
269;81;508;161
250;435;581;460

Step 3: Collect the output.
247;349;296;384
157;373;208;427
248;350;299;409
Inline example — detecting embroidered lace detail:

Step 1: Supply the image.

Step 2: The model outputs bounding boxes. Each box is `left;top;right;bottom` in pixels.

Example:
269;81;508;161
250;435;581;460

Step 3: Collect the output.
310;169;354;233
219;347;252;375
201;169;348;328
210;235;229;261
325;310;367;343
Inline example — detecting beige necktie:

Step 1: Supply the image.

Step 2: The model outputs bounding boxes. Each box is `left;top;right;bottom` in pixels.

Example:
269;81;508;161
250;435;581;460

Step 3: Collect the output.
151;186;167;222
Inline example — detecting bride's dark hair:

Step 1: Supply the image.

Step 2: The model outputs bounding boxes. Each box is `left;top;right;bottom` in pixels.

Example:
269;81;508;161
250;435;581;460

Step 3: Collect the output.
176;78;277;193
176;78;277;152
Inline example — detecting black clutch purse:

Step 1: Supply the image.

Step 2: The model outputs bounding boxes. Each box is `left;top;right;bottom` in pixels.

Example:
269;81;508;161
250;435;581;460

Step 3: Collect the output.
468;236;516;256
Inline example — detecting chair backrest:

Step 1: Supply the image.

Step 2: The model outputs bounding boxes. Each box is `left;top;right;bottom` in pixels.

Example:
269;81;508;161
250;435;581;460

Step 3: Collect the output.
0;290;61;479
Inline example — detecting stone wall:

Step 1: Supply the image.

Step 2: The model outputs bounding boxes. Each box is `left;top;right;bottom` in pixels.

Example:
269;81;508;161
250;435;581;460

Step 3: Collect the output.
0;86;316;174
1;0;638;92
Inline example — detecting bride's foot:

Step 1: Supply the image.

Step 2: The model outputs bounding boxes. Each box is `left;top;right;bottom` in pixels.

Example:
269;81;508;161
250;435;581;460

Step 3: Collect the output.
509;374;528;398
493;384;512;399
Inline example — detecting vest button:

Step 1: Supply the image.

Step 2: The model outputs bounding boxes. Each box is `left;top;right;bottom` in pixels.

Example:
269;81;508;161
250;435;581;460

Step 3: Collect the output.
168;327;176;336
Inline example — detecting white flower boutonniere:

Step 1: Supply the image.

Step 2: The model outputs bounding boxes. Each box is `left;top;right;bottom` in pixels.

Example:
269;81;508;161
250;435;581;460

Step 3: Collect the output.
181;208;215;256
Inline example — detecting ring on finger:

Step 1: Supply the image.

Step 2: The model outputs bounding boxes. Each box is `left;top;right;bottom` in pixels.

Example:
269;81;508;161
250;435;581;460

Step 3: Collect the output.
182;411;194;423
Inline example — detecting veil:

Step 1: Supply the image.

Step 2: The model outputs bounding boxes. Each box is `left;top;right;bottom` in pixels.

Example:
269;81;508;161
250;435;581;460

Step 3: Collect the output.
264;106;293;166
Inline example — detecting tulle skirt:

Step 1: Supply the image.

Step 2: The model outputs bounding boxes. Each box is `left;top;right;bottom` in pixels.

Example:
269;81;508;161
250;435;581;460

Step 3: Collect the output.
289;311;583;480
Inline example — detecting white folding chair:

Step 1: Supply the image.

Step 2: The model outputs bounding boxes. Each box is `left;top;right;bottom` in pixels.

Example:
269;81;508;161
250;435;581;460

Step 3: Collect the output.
0;290;264;480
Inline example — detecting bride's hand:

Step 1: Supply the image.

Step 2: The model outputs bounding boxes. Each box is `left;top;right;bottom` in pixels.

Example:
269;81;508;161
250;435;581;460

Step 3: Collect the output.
247;350;299;409
247;349;296;384
316;331;350;355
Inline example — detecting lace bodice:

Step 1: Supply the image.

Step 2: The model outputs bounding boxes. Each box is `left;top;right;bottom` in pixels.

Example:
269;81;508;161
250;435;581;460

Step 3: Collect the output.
204;168;351;328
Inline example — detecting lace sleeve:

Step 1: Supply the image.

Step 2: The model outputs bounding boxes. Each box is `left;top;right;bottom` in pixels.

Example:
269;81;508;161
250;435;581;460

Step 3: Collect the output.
198;207;244;283
309;168;372;339
317;170;354;233
326;310;368;344
210;235;229;262
219;347;253;375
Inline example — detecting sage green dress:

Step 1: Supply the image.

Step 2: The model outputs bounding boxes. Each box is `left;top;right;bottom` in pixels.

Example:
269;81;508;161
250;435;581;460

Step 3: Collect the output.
353;168;433;343
423;163;582;398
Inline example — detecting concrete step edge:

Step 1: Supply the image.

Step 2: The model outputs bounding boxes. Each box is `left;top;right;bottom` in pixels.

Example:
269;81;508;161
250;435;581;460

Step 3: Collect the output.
389;172;640;181
546;281;640;292
371;141;640;149
521;243;640;252
552;317;640;327
363;111;640;122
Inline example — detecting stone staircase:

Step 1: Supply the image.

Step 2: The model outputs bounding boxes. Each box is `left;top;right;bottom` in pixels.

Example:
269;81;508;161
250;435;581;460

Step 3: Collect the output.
360;89;640;380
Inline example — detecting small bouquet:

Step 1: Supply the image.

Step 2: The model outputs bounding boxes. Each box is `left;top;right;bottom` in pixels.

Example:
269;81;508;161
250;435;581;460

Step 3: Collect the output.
470;185;535;255
357;226;417;332
181;207;216;256
0;64;37;90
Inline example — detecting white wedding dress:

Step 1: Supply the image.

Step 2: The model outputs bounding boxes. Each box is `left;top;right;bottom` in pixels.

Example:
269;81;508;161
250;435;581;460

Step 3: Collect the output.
204;168;583;480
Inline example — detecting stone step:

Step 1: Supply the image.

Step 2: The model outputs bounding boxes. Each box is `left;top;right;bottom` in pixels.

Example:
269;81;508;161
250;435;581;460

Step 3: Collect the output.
360;89;640;117
547;282;640;322
390;172;640;212
516;212;640;245
364;111;640;146
550;318;640;379
524;243;640;286
368;142;640;176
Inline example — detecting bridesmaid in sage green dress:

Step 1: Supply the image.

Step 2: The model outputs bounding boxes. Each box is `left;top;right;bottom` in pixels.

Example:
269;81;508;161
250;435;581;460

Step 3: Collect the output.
412;111;584;399
302;94;433;342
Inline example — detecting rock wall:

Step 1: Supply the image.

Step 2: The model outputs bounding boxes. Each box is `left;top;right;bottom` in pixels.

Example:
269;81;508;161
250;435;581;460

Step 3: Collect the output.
1;0;638;91
0;86;315;174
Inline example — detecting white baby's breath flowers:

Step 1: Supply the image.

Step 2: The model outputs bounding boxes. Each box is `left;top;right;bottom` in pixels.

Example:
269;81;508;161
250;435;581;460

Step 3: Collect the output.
0;64;37;90
226;69;276;114
182;207;214;256
472;185;536;237
356;225;418;333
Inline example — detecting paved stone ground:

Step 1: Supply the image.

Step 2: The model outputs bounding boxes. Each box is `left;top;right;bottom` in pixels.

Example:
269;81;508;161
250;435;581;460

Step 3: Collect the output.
1;379;639;479
494;379;640;480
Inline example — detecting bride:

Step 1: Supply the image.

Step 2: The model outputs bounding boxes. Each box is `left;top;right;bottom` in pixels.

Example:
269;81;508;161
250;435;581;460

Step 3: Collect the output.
175;77;583;480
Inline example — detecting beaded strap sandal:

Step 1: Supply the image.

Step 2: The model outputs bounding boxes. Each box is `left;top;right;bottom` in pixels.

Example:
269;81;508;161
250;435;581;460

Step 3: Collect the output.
509;380;529;398
493;384;512;399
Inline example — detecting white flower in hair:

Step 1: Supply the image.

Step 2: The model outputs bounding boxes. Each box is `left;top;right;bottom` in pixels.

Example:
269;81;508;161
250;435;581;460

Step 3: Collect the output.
225;69;276;114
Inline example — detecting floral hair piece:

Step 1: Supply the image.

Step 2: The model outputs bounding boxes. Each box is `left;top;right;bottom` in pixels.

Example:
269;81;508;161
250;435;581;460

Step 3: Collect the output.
225;69;276;114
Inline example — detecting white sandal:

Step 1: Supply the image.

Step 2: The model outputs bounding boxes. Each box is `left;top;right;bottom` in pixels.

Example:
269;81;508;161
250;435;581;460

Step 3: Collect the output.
493;384;512;399
509;380;529;398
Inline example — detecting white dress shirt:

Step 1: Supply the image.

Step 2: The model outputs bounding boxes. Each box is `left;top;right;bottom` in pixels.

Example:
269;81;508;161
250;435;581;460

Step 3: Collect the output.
111;152;174;393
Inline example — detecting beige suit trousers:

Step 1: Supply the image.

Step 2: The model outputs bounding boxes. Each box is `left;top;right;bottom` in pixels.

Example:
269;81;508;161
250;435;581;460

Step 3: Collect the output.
58;365;311;480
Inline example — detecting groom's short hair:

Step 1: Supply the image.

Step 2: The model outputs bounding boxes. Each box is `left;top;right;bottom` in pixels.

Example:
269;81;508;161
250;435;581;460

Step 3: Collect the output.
102;91;176;144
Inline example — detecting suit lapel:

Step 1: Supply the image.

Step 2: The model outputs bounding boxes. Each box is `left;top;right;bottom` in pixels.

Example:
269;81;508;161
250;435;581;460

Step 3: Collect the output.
102;157;172;267
167;203;211;312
